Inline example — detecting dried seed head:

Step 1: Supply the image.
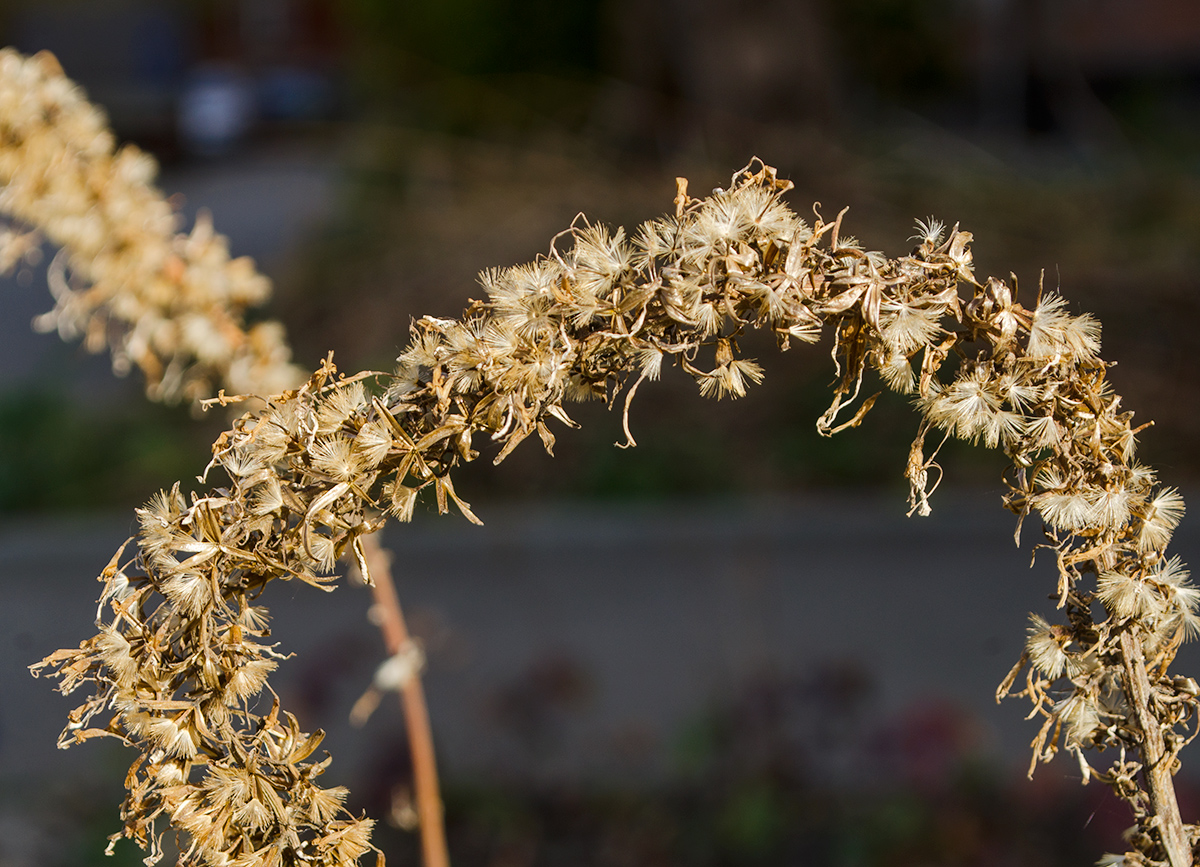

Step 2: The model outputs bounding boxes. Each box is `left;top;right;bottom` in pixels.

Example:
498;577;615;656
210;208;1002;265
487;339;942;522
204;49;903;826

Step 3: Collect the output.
96;627;138;689
1027;294;1102;361
307;786;349;826
1026;614;1069;679
1037;488;1101;532
162;570;213;618
146;714;197;759
1024;414;1061;449
317;381;366;434
877;351;916;394
922;365;1026;448
355;419;394;467
310;436;364;483
1056;692;1100;748
1097;570;1165;619
911;216;946;247
879;301;941;356
1138;487;1186;552
225;658;276;701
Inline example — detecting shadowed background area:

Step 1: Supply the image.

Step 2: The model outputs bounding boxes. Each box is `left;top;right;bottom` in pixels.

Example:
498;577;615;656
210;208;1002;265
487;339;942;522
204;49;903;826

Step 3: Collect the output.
4;0;1200;864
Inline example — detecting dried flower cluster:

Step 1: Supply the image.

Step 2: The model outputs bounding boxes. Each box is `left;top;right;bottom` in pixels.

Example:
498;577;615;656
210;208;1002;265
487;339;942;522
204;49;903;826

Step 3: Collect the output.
0;48;302;403
6;43;1191;863
31;158;1200;866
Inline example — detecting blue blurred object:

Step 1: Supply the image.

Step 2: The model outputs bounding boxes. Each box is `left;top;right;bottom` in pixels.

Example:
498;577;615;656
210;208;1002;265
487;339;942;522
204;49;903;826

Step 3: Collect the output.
257;65;336;121
178;64;258;157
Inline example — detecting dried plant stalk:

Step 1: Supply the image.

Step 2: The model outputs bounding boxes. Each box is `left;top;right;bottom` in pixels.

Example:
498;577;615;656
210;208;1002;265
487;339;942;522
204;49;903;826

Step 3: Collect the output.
354;534;448;867
0;47;450;867
0;47;302;403
27;159;1200;866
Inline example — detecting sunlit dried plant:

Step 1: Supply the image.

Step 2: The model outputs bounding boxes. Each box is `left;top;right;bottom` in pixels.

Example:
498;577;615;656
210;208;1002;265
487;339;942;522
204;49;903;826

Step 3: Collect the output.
0;48;436;867
15;48;1200;867
0;47;302;403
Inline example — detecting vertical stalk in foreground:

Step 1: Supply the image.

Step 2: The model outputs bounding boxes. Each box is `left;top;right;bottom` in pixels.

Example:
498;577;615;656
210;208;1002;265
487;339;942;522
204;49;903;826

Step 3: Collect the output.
358;534;450;867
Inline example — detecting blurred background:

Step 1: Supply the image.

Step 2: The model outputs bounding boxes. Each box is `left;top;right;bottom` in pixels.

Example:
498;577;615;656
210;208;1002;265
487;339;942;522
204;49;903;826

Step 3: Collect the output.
5;0;1200;864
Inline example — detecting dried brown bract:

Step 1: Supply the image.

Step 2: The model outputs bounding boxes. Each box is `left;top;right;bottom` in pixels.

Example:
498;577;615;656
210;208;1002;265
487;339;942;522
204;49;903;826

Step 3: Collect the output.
25;150;1200;867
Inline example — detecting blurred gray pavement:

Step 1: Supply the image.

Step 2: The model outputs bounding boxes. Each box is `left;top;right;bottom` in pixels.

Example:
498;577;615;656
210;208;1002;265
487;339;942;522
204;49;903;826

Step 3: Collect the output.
157;140;339;269
8;490;1200;797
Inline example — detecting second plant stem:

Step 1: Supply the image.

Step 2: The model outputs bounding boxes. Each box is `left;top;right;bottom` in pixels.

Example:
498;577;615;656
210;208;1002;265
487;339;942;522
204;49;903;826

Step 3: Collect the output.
360;532;450;867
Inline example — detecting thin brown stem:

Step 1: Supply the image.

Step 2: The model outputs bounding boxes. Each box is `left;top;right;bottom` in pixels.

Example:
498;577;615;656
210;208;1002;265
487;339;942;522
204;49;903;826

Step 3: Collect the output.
1120;629;1192;867
360;532;450;867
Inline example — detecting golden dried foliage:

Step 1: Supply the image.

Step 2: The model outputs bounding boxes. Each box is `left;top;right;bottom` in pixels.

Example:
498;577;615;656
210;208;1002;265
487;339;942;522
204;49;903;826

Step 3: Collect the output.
0;48;302;403
29;160;1200;867
10;49;1199;867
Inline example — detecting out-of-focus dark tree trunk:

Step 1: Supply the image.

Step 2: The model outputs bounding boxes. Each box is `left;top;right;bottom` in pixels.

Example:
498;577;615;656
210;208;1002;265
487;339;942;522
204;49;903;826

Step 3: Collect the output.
603;0;843;155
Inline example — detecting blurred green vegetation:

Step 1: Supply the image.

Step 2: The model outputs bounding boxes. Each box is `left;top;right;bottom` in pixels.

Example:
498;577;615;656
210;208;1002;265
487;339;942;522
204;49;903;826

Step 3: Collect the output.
342;0;606;136
0;388;222;513
347;0;604;80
